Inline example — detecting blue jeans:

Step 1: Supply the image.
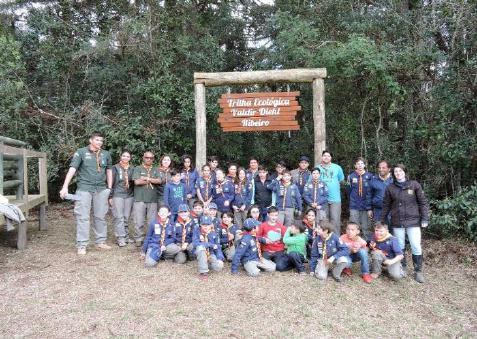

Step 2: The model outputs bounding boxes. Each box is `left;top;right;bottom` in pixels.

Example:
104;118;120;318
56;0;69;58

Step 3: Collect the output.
347;248;370;274
393;227;422;255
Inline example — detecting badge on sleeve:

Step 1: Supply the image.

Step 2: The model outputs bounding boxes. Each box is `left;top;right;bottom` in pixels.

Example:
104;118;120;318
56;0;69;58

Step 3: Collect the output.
407;189;414;195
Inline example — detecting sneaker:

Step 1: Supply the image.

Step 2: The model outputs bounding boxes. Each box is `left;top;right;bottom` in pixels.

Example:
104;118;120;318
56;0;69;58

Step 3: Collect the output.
362;273;373;284
96;243;112;250
342;267;353;276
370;273;379;279
117;240;126;247
198;273;208;281
77;247;87;255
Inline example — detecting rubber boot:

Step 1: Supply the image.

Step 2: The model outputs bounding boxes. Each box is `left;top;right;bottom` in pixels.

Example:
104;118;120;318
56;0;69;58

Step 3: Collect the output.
412;254;424;283
332;262;347;282
401;252;407;277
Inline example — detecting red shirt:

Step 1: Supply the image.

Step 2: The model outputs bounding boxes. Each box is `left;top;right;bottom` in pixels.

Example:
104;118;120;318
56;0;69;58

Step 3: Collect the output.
257;221;287;253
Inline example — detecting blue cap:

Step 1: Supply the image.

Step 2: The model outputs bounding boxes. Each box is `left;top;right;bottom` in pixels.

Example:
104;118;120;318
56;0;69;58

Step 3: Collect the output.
199;215;213;225
208;202;218;210
299;155;310;163
177;203;189;213
243;218;260;231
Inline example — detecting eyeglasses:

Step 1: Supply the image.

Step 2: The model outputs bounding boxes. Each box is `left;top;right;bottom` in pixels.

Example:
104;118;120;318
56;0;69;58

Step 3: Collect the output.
144;157;154;159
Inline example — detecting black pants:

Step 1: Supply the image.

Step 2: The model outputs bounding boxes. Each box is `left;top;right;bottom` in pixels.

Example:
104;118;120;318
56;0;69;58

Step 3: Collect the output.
262;251;292;272
287;251;306;273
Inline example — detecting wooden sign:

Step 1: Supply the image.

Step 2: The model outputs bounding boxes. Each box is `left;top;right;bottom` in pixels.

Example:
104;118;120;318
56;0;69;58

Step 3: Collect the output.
218;91;300;132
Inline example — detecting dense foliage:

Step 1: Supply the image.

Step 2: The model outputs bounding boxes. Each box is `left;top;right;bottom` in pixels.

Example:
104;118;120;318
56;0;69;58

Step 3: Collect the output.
0;1;476;239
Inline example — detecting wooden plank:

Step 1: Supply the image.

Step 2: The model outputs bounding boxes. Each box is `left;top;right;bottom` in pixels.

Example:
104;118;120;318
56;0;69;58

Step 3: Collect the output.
220;121;299;128
0;144;45;158
17;221;27;250
3;180;21;189
312;78;326;166
195;83;207;169
0;136;27;147
3;161;18;170
218;99;299;106
218;115;297;123
223;125;300;132
194;68;327;87
0;148;3;195
221;91;300;98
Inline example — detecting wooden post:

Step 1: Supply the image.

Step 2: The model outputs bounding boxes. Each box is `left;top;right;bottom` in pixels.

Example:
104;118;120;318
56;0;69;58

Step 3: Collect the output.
39;155;48;205
0;143;3;196
17;221;27;250
195;83;207;169
39;204;47;231
312;78;326;166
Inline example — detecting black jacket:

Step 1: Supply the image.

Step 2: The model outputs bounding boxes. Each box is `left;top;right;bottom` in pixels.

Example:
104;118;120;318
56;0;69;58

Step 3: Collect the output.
381;180;429;228
254;177;272;208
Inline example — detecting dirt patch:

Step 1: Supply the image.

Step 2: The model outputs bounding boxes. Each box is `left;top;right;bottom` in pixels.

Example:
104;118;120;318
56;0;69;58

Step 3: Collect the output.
0;205;476;338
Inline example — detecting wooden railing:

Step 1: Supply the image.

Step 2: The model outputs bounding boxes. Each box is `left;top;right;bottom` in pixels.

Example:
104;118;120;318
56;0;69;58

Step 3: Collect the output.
0;136;48;249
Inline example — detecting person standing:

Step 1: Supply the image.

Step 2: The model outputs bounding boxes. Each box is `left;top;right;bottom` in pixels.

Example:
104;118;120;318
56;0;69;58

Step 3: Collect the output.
381;164;429;283
59;132;113;255
366;160;393;224
157;154;172;204
246;157;259;204
290;155;311;196
253;166;272;221
317;150;345;234
346;157;373;240
109;149;135;247
132;151;161;246
180;154;199;209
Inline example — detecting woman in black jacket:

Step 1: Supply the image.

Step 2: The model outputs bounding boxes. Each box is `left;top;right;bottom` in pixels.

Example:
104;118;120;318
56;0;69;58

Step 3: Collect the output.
381;164;429;283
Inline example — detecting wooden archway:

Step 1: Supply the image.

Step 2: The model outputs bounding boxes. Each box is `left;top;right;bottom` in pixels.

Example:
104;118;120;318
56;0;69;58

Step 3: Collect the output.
193;68;327;168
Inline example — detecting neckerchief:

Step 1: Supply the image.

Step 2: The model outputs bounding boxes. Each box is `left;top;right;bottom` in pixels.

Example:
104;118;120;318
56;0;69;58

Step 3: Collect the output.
320;232;333;261
282;182;290;210
93;149;101;172
250;229;262;259
320;163;334;182
356;170;365;197
155;217;169;248
143;164;154;189
184;168;190;187
160;167;170;184
201;229;211;258
203;176;211;201
177;216;190;245
119;161;130;189
299;170;307;187
312;179;320;203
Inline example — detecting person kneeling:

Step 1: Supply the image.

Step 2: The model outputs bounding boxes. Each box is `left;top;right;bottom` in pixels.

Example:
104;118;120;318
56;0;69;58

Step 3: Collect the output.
231;218;276;277
193;215;224;280
141;205;182;267
369;223;405;281
173;203;196;263
309;221;350;282
283;223;308;275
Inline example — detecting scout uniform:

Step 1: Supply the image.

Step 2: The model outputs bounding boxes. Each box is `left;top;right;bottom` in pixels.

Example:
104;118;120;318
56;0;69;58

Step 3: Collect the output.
110;162;134;246
346;170;374;240
132;165;160;244
310;232;350;281
70;146;112;249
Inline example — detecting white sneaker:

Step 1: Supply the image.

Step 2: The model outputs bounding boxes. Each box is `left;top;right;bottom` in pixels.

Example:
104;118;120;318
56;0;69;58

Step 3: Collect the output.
95;243;112;250
77;247;87;255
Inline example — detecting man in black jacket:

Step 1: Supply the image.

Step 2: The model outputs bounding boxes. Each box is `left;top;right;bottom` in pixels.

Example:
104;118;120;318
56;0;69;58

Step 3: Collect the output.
254;166;272;221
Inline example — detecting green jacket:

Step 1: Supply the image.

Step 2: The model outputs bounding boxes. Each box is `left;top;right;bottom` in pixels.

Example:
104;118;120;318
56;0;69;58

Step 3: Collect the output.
70;146;112;192
283;229;307;258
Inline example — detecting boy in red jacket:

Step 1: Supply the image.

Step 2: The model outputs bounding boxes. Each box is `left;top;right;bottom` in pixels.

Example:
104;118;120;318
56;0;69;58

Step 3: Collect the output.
256;206;292;271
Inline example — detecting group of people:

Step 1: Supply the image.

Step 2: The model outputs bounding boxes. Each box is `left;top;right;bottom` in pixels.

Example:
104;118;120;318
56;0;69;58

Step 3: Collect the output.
60;132;430;283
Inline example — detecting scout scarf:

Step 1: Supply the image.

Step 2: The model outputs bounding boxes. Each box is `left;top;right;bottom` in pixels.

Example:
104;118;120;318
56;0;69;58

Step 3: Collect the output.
201;229;211;258
298;170;307;187
156;217;169;248
203;176;211;201
251;229;262;259
320;232;333;261
183;168;190;187
320;164;334;181
119;161;130;189
177;217;190;244
94;149;101;172
312;180;320;203
160;167;170;184
282;182;291;210
143;164;154;189
356;170;365;197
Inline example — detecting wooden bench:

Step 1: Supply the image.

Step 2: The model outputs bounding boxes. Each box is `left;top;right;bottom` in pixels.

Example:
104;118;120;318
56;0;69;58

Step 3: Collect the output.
0;136;48;249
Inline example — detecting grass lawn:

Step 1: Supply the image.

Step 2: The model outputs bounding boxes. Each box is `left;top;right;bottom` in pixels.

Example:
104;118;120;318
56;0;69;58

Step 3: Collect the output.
1;205;476;338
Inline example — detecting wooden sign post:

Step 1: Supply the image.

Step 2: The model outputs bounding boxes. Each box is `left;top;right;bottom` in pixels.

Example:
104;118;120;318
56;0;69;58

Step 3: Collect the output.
194;68;327;168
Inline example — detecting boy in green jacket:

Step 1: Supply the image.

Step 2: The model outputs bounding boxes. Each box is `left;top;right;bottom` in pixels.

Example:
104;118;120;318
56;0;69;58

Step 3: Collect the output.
283;223;308;274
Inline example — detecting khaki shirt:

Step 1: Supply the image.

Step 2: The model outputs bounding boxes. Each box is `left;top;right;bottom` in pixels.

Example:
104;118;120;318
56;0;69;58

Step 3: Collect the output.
133;165;160;203
70;147;112;192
